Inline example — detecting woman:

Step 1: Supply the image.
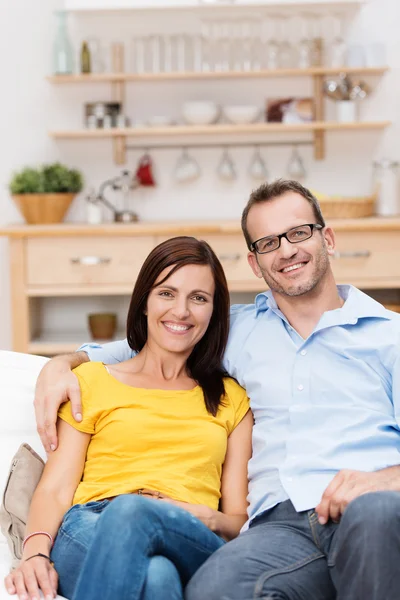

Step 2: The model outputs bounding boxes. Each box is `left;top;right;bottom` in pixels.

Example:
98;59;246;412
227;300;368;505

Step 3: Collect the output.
5;236;252;600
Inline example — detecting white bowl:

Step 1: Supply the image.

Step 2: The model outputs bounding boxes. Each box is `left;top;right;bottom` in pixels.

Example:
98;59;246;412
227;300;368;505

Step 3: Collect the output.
182;102;220;126
223;105;261;125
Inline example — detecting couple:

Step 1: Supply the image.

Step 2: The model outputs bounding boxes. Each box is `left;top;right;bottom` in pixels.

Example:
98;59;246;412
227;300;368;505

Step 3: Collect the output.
6;179;400;600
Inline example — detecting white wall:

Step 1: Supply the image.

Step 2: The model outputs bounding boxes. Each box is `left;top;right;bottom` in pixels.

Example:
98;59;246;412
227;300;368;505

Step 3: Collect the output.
0;0;399;349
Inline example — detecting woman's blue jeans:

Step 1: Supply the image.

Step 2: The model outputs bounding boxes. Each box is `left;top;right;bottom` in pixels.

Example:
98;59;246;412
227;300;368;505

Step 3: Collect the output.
50;494;225;600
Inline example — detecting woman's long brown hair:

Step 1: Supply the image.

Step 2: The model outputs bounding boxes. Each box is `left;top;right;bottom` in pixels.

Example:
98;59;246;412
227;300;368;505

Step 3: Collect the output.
126;236;230;415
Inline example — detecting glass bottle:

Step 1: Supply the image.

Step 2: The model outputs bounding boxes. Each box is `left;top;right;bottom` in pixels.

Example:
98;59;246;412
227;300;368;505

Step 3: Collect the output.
52;11;74;75
308;12;324;67
81;41;91;74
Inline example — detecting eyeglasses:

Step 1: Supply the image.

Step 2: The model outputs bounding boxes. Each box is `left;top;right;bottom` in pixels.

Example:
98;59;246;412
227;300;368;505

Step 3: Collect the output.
250;224;323;255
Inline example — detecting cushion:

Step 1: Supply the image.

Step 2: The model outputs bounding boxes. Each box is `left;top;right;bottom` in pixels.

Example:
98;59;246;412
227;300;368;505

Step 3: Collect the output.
0;351;67;599
0;443;45;565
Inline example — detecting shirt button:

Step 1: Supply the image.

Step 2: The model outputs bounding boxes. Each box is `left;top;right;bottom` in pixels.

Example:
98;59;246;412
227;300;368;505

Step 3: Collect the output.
297;384;304;391
300;350;307;356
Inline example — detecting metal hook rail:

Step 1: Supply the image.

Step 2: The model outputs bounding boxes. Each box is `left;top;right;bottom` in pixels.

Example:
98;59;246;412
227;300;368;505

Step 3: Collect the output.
126;140;313;152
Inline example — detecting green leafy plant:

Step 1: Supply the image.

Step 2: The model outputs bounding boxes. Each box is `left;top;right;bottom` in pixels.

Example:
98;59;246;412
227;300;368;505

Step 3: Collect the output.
9;163;83;195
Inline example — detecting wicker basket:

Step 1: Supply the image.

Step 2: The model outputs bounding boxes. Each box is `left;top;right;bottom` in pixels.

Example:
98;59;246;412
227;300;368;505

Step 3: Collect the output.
12;193;76;225
317;193;376;219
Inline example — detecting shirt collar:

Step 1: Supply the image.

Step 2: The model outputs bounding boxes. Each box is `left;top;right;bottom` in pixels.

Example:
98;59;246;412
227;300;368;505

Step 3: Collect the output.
255;285;392;326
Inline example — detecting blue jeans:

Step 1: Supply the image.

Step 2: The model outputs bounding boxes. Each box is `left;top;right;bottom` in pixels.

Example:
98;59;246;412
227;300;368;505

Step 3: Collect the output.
186;491;400;600
51;494;225;600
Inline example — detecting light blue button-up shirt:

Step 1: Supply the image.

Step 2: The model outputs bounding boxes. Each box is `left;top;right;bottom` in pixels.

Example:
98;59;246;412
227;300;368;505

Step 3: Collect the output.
80;285;400;528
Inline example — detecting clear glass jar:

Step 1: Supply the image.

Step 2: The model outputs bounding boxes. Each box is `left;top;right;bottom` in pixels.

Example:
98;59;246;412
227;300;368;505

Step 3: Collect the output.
373;159;400;216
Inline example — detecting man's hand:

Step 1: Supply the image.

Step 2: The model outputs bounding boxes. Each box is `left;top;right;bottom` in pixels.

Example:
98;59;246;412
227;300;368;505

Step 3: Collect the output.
316;468;398;525
34;352;88;452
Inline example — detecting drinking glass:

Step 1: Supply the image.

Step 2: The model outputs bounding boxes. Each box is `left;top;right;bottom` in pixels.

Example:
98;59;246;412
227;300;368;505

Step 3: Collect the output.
148;35;164;73
263;15;280;70
308;12;324;66
197;20;213;72
131;36;147;74
276;14;295;69
231;20;244;71
214;20;232;72
297;14;312;69
328;13;346;68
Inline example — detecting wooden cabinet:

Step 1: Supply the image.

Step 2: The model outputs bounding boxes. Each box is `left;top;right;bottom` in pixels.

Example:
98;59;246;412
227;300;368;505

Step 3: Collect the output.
26;236;155;289
1;218;400;355
331;230;400;288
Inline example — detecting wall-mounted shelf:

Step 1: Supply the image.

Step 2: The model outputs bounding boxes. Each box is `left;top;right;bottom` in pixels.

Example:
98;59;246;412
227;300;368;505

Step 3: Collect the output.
64;0;365;12
47;66;387;83
48;62;389;164
50;122;391;138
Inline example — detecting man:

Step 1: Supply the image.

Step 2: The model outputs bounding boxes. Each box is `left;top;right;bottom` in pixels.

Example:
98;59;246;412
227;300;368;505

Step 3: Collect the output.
35;180;400;599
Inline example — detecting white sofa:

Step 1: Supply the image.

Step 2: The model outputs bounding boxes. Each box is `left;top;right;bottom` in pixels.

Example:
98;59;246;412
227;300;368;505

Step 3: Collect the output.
0;351;67;600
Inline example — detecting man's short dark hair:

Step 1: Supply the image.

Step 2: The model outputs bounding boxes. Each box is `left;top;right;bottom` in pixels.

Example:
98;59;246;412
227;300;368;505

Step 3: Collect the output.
241;179;326;250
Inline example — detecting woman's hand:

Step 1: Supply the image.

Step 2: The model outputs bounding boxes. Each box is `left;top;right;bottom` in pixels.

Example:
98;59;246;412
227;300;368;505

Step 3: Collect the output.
4;555;58;600
159;498;217;532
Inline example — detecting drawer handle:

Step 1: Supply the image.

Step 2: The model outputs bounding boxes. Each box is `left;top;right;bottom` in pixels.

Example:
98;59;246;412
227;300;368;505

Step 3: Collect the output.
70;256;112;266
334;250;371;259
218;253;241;262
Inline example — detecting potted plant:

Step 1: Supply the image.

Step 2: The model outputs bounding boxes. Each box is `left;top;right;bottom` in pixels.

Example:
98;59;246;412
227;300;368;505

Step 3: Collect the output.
9;162;83;224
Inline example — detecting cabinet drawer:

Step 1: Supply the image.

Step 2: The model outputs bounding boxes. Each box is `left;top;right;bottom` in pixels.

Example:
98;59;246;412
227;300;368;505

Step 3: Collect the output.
155;234;252;282
26;236;155;286
332;231;400;283
200;234;252;281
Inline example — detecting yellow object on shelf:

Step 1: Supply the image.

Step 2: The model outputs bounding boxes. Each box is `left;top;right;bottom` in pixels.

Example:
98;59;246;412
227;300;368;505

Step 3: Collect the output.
312;191;376;219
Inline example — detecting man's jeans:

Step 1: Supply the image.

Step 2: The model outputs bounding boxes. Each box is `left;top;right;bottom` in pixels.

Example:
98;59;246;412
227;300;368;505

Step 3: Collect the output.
186;491;400;600
51;494;225;600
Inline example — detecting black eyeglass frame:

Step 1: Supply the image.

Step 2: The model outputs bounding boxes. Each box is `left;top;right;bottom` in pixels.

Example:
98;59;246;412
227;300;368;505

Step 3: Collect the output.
250;223;324;255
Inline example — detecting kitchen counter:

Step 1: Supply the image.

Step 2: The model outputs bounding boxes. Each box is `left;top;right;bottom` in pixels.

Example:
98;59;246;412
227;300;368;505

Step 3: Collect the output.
1;217;400;354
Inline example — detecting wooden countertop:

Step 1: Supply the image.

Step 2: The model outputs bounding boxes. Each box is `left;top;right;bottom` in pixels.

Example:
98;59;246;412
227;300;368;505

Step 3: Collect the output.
1;217;400;238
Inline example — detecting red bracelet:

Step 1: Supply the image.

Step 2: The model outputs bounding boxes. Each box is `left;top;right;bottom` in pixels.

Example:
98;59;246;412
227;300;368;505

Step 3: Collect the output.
22;531;54;551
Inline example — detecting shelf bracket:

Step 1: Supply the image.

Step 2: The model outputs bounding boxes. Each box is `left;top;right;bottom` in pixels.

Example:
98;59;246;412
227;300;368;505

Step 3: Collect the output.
111;45;127;165
313;74;325;160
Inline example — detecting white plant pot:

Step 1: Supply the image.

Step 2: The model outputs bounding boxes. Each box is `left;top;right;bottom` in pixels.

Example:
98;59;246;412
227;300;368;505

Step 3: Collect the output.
336;100;358;123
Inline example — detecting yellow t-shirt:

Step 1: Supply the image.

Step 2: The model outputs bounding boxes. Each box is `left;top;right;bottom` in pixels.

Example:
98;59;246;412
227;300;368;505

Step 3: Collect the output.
58;362;249;510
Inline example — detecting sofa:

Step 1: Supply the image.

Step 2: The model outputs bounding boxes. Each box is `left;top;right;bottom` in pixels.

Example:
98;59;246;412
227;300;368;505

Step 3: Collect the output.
0;350;67;600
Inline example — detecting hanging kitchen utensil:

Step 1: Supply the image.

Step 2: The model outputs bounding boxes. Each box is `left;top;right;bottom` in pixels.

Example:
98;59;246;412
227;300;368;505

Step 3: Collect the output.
248;146;269;181
217;148;237;181
174;148;201;183
286;146;307;182
135;153;156;186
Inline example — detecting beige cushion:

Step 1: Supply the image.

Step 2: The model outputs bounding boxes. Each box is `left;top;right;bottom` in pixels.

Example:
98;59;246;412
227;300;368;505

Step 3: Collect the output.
0;443;45;566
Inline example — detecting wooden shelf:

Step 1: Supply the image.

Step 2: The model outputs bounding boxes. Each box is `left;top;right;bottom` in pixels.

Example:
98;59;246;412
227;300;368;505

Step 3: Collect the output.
47;66;388;84
49;121;391;139
64;0;365;12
